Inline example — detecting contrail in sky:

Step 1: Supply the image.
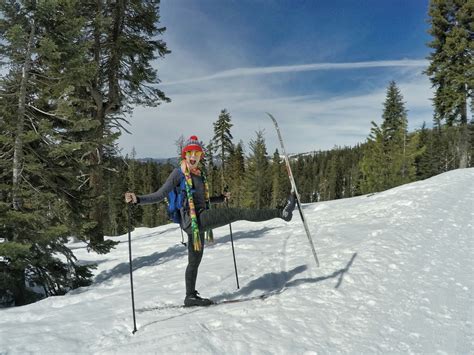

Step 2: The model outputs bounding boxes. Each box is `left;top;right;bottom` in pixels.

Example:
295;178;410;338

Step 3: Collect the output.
162;59;429;86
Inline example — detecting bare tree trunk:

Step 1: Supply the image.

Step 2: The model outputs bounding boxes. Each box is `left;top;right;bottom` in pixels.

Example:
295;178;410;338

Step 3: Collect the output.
12;19;35;212
459;96;469;169
88;0;105;246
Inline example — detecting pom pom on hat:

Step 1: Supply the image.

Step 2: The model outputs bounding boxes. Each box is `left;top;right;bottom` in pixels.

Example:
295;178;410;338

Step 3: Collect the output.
182;135;205;158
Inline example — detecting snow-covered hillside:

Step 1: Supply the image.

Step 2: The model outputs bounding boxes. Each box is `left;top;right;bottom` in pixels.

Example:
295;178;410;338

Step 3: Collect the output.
1;169;473;354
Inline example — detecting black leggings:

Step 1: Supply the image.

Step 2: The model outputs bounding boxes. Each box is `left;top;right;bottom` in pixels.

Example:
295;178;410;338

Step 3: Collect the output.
199;207;281;230
185;207;281;296
185;231;205;296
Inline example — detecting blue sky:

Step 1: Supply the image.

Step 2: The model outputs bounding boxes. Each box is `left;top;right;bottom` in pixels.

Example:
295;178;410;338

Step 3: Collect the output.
118;0;434;158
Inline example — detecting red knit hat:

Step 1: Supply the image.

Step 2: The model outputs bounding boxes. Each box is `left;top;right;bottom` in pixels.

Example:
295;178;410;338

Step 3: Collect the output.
182;135;205;158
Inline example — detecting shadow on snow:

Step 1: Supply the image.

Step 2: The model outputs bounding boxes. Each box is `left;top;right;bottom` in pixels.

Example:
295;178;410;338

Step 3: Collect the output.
93;226;278;284
213;252;358;302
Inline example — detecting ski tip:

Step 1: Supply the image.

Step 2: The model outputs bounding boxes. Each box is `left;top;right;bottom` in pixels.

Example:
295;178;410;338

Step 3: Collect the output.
265;112;277;123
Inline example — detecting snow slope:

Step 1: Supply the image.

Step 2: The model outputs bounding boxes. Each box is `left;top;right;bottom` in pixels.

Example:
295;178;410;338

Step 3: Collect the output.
1;169;473;354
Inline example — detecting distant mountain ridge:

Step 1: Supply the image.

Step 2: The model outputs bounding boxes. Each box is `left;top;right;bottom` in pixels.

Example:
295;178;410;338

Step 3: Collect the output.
137;157;180;165
136;150;334;165
137;155;225;166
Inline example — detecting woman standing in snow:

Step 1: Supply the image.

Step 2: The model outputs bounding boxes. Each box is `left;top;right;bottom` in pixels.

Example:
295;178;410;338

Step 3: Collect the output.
125;135;296;307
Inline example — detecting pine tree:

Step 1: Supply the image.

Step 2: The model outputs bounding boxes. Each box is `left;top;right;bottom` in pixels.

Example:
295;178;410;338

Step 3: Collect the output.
359;123;389;193
227;141;246;207
384;82;411;185
212;109;234;192
315;152;330;201
244;131;270;209
204;141;220;196
125;149;144;225
382;82;408;142
359;82;420;193
0;0;170;305
79;0;170;248
415;122;438;179
0;0;97;305
175;135;185;161
330;150;346;199
142;161;159;227
270;149;288;207
425;0;473;168
104;157;128;236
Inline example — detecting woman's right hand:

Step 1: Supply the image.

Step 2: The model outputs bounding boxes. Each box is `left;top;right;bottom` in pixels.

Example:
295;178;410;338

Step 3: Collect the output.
124;192;137;204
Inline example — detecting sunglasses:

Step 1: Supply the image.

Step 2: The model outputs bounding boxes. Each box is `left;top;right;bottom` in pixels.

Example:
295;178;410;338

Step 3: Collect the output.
185;150;203;158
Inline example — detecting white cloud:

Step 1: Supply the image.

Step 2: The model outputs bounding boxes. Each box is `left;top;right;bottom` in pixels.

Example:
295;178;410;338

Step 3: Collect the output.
118;65;434;158
161;59;429;86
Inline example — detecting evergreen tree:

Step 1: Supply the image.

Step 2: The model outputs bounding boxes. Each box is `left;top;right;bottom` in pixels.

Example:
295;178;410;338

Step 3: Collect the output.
175;135;185;160
204;141;220;196
270;149;288;207
0;0;170;305
212;109;234;192
360;82;420;193
104;156;128;236
347;146;363;197
244;131;270;209
142;161;159;227
383;82;412;184
79;0;170;248
425;0;473;168
359;123;387;194
329;151;345;199
227;141;246;207
125;149;143;225
292;155;306;199
287;147;363;203
311;152;326;201
381;82;408;142
0;0;96;305
415;122;438;179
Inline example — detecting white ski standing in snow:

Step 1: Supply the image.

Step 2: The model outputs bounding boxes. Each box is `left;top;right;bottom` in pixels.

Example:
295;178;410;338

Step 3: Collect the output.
267;113;320;267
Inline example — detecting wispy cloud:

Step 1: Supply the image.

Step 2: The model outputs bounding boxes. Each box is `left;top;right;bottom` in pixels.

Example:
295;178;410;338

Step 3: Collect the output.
162;59;429;86
119;66;434;158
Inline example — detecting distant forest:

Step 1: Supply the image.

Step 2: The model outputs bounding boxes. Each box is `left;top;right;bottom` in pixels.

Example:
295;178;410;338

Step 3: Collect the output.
114;86;472;236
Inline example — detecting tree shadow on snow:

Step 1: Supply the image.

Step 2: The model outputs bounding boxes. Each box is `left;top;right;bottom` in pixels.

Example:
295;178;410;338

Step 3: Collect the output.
120;227;180;243
213;253;358;302
93;225;279;284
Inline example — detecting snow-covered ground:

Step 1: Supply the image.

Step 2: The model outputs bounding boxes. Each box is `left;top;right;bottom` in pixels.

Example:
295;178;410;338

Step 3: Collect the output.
1;169;473;354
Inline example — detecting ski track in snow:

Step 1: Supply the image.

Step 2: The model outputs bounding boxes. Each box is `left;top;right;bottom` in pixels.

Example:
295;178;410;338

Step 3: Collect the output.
1;169;473;354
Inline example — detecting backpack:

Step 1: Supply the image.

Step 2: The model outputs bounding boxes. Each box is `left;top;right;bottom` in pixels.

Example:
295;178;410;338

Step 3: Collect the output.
167;170;190;224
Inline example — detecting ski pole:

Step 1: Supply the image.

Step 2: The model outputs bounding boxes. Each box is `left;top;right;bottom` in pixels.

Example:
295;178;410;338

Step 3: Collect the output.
229;220;240;289
127;204;138;334
225;186;239;289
